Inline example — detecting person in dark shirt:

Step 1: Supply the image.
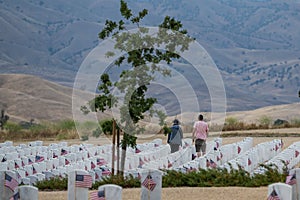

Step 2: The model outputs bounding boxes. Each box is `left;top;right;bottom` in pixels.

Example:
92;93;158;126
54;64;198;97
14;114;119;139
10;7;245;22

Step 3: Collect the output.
167;119;183;153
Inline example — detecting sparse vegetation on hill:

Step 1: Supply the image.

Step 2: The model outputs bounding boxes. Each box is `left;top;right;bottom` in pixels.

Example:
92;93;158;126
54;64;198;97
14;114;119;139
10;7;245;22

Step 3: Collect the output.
0;120;79;141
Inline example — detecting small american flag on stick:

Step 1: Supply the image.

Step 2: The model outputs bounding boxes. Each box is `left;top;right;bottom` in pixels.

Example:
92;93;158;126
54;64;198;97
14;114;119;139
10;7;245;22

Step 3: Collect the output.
5;173;18;192
267;189;280;200
286;173;297;185
90;189;105;200
142;175;156;191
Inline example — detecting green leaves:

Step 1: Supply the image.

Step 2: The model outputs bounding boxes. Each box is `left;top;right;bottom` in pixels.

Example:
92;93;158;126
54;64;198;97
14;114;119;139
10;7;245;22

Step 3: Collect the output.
98;20;118;39
92;0;193;153
120;0;132;20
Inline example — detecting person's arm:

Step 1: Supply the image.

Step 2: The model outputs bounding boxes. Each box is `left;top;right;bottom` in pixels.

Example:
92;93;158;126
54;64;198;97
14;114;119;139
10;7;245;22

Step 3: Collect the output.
206;124;209;138
192;127;195;142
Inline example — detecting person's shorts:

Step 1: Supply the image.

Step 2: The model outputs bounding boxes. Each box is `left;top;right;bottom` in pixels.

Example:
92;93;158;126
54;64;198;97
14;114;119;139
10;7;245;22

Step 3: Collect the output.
195;139;206;152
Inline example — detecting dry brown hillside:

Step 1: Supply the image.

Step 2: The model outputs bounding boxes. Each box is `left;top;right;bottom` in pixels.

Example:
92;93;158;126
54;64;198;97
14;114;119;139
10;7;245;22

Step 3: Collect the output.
0;74;75;122
1;74;299;126
0;74;110;123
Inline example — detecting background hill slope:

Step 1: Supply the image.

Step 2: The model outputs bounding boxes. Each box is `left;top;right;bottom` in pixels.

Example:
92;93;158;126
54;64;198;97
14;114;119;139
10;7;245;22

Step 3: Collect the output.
0;0;300;111
0;74;299;125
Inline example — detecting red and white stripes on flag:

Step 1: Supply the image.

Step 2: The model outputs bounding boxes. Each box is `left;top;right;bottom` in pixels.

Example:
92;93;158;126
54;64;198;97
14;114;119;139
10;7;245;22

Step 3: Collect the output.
142;175;156;191
90;190;105;200
267;189;280;200
295;150;299;158
35;155;44;162
5;173;18;192
75;174;93;188
247;158;252;166
286;173;297;185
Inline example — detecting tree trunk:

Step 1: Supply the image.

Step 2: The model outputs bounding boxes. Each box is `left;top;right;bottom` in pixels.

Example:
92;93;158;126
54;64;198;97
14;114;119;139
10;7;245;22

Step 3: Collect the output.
111;119;116;175
117;129;120;175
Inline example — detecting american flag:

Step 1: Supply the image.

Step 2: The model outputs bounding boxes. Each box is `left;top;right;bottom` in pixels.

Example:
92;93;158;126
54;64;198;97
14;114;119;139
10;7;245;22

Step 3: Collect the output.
237;146;241;154
35;155;44;162
142;175;156;191
248;158;252;166
295;150;300;158
267;189;280;200
207;159;217;168
91;162;96;169
33;166;37;174
97;158;107;166
168;160;172;168
28;158;33;164
61;149;68;155
280;139;284;148
144;156;148;162
5;173;18;192
95;173;99;180
101;169;111;176
135;148;141;153
15;162;19;169
75;174;93;188
90;190;105;200
10;191;19;200
138;157;145;168
286;173;297;185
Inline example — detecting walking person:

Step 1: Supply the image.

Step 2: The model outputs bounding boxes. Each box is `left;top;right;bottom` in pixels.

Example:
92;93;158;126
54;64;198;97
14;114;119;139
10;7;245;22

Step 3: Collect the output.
167;119;183;153
192;114;209;157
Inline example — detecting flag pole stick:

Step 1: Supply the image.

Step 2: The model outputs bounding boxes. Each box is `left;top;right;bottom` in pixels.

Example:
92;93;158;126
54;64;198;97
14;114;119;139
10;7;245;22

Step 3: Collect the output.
148;170;150;200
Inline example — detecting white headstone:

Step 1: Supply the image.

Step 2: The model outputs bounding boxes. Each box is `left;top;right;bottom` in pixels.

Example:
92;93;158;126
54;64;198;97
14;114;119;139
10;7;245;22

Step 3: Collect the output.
140;169;162;200
268;182;292;200
96;184;122;200
68;170;92;200
19;185;38;200
288;168;300;200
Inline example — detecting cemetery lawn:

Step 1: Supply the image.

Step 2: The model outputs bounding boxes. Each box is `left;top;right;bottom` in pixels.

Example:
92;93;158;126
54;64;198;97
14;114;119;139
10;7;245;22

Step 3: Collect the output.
35;128;300;200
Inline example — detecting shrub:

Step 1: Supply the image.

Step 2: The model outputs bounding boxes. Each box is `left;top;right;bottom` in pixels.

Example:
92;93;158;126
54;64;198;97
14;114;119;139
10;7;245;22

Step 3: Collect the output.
257;115;272;129
56;132;68;140
34;166;286;191
225;117;238;126
291;118;300;127
4;122;22;133
92;175;140;189
55;120;76;131
81;135;89;141
92;127;102;138
100;119;113;135
35;177;68;190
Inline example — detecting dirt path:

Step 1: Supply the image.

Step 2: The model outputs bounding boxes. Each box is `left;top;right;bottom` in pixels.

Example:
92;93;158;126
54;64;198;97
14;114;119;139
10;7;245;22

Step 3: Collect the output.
39;187;268;200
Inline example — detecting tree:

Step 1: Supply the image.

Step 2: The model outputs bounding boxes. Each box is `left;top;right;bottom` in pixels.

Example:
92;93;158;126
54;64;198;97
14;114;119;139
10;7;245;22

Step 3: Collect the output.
85;0;192;175
0;109;9;130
